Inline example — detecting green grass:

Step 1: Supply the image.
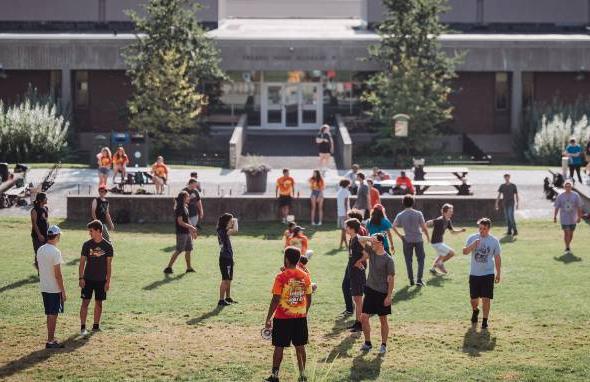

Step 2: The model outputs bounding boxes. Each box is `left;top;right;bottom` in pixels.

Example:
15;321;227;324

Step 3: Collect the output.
0;218;589;381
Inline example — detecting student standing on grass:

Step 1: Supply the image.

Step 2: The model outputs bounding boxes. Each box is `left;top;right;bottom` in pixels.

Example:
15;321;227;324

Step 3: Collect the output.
392;195;430;287
463;218;501;330
37;225;66;349
345;218;370;333
340;210;369;317
285;226;310;257
91;185;115;242
264;247;313;382
79;220;114;336
183;178;203;228
353;172;371;219
217;213;238;306
495;173;519;236
553;179;584;255
276;169;295;224
164;191;198;274
336;179;351;249
31;192;49;270
365;205;394;255
308;170;325;225
358;233;395;355
427;203;466;275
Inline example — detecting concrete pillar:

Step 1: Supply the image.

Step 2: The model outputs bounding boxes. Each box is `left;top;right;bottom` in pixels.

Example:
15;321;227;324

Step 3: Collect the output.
511;70;523;135
61;68;72;115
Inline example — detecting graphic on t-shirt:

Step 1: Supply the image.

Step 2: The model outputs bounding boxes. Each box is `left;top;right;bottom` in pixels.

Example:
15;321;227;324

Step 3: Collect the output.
474;245;491;263
272;269;312;319
89;248;106;258
563;200;574;212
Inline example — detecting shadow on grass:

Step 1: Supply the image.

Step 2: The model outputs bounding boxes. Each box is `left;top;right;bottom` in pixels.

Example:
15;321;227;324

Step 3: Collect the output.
500;235;517;244
554;252;582;264
161;245;176;253
325;316;354;339
143;273;186;291
462;325;496;357
350;352;384;381
186;305;225;325
392;285;420;304
65;258;80;266
324;334;357;362
426;275;449;288
0;275;39;294
0;332;94;379
324;248;345;256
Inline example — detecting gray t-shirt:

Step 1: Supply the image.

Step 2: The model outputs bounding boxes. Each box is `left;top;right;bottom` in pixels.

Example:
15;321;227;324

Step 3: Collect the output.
366;248;395;294
466;233;501;276
393;208;425;243
354;183;369;210
554;191;583;225
498;183;518;206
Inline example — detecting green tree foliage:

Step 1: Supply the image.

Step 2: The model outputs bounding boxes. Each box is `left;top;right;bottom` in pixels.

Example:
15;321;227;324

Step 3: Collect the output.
363;0;461;157
124;0;226;151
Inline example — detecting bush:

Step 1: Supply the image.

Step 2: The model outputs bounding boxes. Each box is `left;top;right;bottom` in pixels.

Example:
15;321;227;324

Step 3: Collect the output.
0;99;69;162
528;114;590;165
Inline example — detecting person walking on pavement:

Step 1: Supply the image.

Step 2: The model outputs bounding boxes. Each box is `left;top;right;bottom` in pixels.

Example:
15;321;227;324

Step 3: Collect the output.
495;174;519;236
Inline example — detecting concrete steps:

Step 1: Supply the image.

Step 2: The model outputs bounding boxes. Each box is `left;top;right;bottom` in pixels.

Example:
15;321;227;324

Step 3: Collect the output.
238;155;336;169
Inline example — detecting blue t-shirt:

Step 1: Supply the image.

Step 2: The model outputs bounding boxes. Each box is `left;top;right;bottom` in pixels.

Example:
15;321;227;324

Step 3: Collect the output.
566;144;583;165
366;217;393;252
465;233;501;276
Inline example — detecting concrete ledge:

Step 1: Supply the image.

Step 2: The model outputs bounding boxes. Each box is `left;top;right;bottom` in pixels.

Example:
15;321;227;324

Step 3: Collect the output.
67;195;502;223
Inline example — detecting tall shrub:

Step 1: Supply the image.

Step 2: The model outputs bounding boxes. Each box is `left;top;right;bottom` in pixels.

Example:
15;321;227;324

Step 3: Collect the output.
528;114;590;164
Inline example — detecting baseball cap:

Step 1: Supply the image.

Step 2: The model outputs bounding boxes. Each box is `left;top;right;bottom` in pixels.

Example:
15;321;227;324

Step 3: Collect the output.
47;225;61;236
293;226;305;233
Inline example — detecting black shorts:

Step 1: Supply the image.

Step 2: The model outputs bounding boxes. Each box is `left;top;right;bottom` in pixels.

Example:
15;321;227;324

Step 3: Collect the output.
278;195;292;208
219;257;234;281
32;235;45;253
272;317;308;347
42;292;63;315
349;266;366;297
81;279;107;301
469;274;494;299
362;286;391;316
318;142;331;154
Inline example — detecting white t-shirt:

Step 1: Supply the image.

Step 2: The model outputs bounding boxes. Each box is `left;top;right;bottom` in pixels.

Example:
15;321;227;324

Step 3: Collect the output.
336;187;351;217
36;244;64;293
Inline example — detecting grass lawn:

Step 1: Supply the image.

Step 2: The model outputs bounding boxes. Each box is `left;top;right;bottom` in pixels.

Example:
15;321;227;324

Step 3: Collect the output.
0;218;589;381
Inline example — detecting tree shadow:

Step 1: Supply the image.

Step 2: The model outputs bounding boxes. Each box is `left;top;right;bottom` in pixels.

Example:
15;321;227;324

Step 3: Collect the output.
499;235;517;244
426;275;449;288
0;332;94;379
554;252;582;264
186;305;225;325
142;273;186;291
325;316;354;339
462;325;497;357
0;275;39;294
392;285;421;305
350;353;384;381
324;334;357;363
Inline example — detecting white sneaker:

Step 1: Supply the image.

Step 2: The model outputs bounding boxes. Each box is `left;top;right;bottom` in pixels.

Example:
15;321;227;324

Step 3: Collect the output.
80;328;89;337
360;343;372;351
379;344;387;355
317;221;322;226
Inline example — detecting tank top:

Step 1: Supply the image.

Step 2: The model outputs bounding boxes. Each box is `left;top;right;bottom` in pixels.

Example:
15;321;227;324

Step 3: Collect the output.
31;205;48;238
94;197;109;223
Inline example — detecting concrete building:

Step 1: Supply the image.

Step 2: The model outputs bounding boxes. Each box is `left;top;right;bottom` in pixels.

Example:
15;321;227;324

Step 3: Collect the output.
1;0;590;161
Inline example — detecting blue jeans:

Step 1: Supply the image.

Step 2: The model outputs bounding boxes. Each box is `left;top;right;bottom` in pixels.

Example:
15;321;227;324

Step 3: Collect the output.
504;205;517;233
341;264;353;313
402;240;426;283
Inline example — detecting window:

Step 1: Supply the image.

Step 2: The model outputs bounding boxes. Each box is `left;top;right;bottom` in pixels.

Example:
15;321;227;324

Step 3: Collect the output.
495;72;509;111
522;72;534;110
75;71;89;108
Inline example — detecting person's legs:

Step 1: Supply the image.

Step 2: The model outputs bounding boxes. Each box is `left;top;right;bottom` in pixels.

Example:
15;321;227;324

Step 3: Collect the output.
80;298;91;327
575;165;582;182
294;345;306;375
564;229;573;249
361;313;371;343
225;280;232;300
415;242;426;284
341;266;353;313
569;165;575;180
482;298;491;319
167;251;181;269
353;295;363;323
503;206;512;234
310;196;316;224
431;255;441;270
184;250;192;270
339;228;347;249
47;314;57;342
272;346;284;372
402;241;415;284
378;315;389;345
441;250;455;263
317;196;324;224
93;300;103;326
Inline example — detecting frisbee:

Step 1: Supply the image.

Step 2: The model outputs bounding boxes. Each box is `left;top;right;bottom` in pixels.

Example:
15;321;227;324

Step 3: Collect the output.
261;327;272;340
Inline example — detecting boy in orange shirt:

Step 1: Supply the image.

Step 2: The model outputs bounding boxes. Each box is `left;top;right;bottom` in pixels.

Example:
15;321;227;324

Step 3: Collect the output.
367;179;381;208
285;226;309;256
276;169;295;224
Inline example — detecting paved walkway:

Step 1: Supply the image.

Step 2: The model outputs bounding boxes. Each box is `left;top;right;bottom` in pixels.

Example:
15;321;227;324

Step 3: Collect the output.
0;167;561;220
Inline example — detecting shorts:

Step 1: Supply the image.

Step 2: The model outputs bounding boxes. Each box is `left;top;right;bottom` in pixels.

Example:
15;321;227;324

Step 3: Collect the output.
432;242;452;257
278;195;292;208
349;266;366;297
42;292;63;315
561;224;576;231
311;190;323;199
81;279;107;301
469;274;494;299
219;257;234;281
362;286;391;316
32;235;45;253
98;167;110;175
189;215;199;227
272;317;308;347
337;216;346;229
318;143;331;154
176;233;193;252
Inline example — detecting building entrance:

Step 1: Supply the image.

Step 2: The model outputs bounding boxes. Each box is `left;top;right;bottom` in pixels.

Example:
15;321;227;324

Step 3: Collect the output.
262;82;322;128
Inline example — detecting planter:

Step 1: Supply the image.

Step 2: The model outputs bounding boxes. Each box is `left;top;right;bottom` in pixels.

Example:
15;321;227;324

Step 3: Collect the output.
244;171;268;193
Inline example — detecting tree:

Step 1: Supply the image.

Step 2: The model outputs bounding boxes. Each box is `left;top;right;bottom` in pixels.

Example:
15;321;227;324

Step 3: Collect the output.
124;0;226;152
363;0;461;159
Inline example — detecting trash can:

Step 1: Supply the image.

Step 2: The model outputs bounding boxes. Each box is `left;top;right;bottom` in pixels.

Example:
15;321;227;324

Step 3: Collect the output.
129;133;150;167
111;132;130;147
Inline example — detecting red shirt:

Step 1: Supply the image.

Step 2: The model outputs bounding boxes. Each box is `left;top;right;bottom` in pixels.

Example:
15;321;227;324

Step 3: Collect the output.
272;268;312;319
369;187;381;207
396;176;415;194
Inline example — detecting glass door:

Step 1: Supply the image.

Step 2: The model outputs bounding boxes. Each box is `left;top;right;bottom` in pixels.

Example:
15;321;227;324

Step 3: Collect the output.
284;84;299;127
264;84;283;127
262;82;322;128
300;83;321;127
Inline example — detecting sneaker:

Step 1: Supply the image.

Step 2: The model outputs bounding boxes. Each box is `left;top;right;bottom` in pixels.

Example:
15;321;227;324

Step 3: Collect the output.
80;328;89;337
378;344;387;355
340;310;353;317
416;281;425;287
505;231;512;236
264;376;279;382
218;299;231;306
225;297;237;304
436;262;448;274
186;268;196;273
409;280;415;286
317;221;322;226
163;267;173;274
92;326;101;332
481;320;489;330
471;308;480;324
429;268;437;275
45;341;64;349
360;342;372;351
349;322;363;333
512;230;518;237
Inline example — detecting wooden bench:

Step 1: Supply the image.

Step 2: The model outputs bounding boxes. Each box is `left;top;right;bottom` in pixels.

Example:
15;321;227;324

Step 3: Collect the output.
423;166;469;181
374;179;471;196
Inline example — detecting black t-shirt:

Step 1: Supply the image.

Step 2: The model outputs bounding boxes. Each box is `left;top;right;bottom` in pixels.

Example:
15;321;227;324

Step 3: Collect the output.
217;227;233;259
586;142;590;156
431;216;453;244
175;206;190;234
81;239;114;281
317;132;331;153
31;205;48;239
183;187;201;217
94;197;109;223
348;236;364;265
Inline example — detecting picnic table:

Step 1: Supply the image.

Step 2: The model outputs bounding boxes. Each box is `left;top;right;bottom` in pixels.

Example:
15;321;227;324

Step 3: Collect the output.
422;167;469;180
374;179;471;196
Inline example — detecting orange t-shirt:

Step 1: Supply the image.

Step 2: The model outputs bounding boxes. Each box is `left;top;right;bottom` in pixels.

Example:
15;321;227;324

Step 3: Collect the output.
272;268;312;319
309;178;325;191
286;234;308;255
370;187;381;207
152;163;168;178
98;155;112;167
396;176;415;194
276;176;295;196
113;153;129;165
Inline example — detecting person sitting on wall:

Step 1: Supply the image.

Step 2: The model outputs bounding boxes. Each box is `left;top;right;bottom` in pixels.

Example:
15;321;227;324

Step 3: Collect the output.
151;156;169;195
376;170;392;181
393;171;415;195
